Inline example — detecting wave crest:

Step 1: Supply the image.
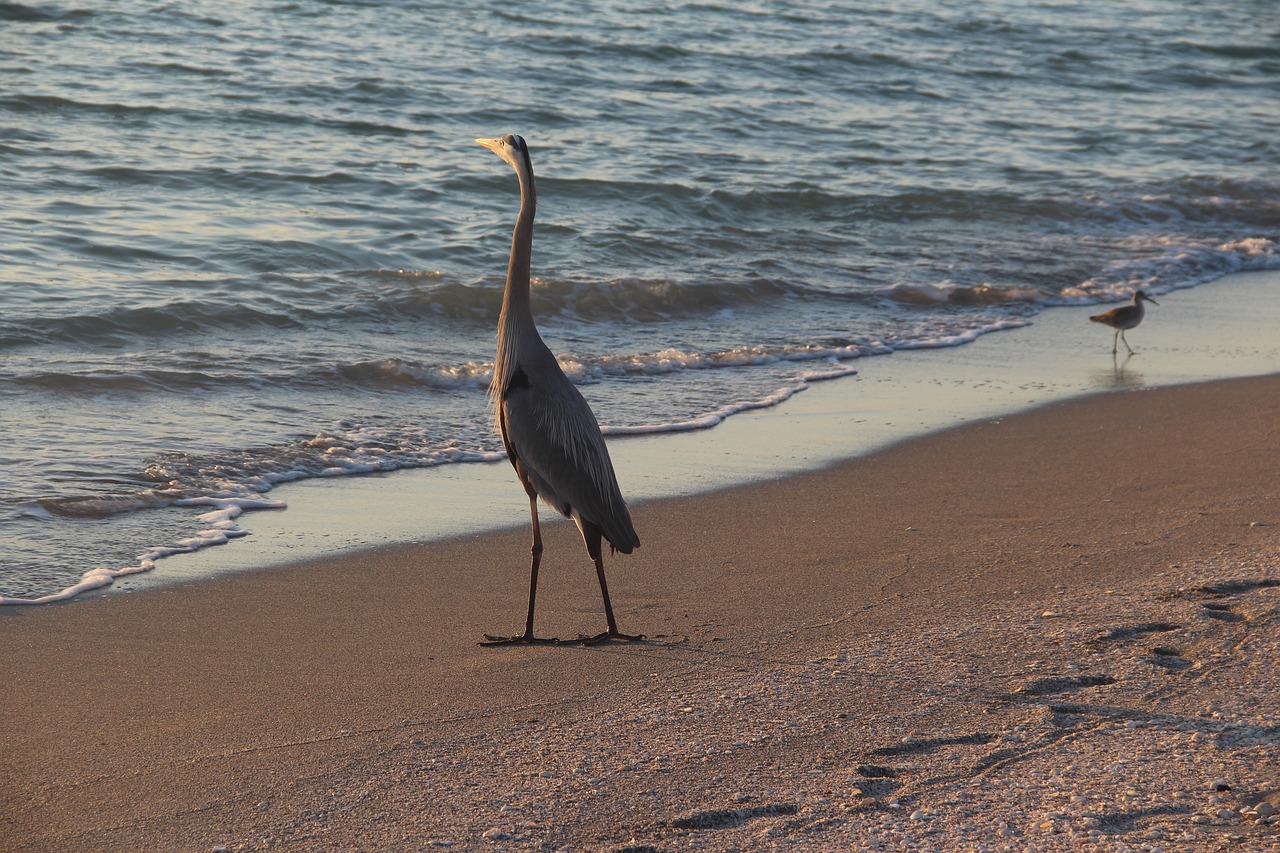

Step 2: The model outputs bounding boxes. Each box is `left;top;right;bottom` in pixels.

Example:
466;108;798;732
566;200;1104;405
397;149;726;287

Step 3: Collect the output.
885;281;1046;306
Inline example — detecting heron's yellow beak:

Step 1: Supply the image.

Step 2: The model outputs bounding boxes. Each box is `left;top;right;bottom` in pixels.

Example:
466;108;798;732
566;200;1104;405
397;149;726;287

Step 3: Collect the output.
476;137;501;151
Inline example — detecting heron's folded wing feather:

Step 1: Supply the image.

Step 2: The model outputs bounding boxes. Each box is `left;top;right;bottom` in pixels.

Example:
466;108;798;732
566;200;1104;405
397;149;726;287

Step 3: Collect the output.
501;376;639;551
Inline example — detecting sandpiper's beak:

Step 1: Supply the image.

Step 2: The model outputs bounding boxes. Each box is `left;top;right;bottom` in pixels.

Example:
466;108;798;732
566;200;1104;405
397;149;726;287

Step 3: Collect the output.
1144;294;1159;305
476;137;501;152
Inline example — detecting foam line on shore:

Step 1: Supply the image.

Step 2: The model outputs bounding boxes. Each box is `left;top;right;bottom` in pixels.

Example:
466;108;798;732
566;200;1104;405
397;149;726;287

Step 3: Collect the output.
107;269;1280;597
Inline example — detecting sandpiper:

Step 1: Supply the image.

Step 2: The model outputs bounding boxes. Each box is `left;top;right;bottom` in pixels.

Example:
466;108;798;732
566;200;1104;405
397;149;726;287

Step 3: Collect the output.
1090;290;1159;355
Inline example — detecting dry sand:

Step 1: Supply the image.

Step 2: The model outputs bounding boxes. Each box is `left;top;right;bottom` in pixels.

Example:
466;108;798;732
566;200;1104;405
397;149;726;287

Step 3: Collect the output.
3;374;1279;852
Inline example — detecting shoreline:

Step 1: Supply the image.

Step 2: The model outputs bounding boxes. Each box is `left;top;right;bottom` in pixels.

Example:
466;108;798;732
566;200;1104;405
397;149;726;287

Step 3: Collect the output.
2;372;1278;850
70;267;1280;600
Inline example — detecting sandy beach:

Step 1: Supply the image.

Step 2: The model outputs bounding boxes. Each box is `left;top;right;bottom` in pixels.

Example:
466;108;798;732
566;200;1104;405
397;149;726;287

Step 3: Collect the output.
3;371;1278;852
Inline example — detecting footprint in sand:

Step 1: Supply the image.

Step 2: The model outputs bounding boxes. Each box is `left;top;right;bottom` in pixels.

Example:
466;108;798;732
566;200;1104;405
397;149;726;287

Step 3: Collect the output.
1147;645;1195;672
868;732;998;756
1199;601;1246;623
1088;622;1180;648
670;803;798;831
1016;673;1117;696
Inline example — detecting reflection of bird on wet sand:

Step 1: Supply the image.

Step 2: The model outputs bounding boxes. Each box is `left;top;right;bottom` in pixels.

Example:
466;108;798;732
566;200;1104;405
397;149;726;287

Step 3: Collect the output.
1091;352;1144;390
1090;290;1159;355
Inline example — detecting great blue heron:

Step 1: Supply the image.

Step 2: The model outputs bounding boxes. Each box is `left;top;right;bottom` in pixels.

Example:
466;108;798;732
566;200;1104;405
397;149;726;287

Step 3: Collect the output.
1090;290;1158;355
475;133;642;646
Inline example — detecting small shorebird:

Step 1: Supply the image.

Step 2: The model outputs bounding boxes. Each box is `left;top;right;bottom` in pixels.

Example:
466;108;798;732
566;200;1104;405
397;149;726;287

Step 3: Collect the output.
1090;290;1159;355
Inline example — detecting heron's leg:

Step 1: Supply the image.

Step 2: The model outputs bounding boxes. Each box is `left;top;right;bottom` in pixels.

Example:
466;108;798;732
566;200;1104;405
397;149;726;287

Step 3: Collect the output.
560;526;643;645
480;492;559;645
523;494;545;635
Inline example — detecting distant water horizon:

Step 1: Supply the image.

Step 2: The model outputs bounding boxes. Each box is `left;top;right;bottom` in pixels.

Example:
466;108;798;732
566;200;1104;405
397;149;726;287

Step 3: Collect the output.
2;0;1278;601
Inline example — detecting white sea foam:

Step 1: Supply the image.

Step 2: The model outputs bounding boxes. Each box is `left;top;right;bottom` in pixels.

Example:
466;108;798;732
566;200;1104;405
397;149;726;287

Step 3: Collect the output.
801;364;862;383
0;497;284;606
890;318;1032;349
1055;236;1280;305
603;362;858;436
558;343;887;383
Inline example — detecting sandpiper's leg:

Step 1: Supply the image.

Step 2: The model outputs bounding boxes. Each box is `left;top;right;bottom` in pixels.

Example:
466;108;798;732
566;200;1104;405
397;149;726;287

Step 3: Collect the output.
1120;330;1135;355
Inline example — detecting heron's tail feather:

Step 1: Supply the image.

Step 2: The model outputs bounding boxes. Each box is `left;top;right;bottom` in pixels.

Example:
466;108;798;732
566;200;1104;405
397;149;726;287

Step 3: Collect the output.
608;536;640;556
604;510;640;555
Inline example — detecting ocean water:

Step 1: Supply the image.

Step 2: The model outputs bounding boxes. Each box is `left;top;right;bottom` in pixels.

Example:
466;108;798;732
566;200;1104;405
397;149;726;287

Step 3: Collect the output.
1;0;1278;602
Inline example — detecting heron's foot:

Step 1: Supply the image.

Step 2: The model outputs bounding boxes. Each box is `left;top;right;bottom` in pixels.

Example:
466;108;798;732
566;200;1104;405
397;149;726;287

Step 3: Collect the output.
479;633;561;646
559;630;645;646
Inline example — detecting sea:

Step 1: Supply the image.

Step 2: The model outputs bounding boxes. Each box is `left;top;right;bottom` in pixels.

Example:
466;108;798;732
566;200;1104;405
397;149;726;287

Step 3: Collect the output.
2;0;1278;602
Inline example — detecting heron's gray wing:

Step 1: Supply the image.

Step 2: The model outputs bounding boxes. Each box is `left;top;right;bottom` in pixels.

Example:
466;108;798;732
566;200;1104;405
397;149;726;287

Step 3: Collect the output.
501;371;639;552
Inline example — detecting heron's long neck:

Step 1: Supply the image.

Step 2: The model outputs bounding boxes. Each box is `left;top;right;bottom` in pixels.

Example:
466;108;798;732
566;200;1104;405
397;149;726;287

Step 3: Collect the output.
493;160;539;398
501;167;536;324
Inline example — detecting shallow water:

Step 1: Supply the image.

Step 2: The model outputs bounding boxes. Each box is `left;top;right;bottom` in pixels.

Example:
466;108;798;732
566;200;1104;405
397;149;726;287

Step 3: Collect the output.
1;0;1278;600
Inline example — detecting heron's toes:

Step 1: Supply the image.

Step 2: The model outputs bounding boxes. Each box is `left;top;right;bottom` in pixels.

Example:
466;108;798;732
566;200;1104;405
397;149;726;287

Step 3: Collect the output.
560;631;646;646
478;633;561;646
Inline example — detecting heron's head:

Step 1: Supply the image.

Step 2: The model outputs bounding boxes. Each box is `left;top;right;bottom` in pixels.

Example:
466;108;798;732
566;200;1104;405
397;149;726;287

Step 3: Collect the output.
476;133;530;174
1135;290;1159;306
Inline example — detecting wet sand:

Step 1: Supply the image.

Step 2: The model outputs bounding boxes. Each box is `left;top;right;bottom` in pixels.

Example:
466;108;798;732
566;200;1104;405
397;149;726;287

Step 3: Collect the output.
3;373;1278;851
